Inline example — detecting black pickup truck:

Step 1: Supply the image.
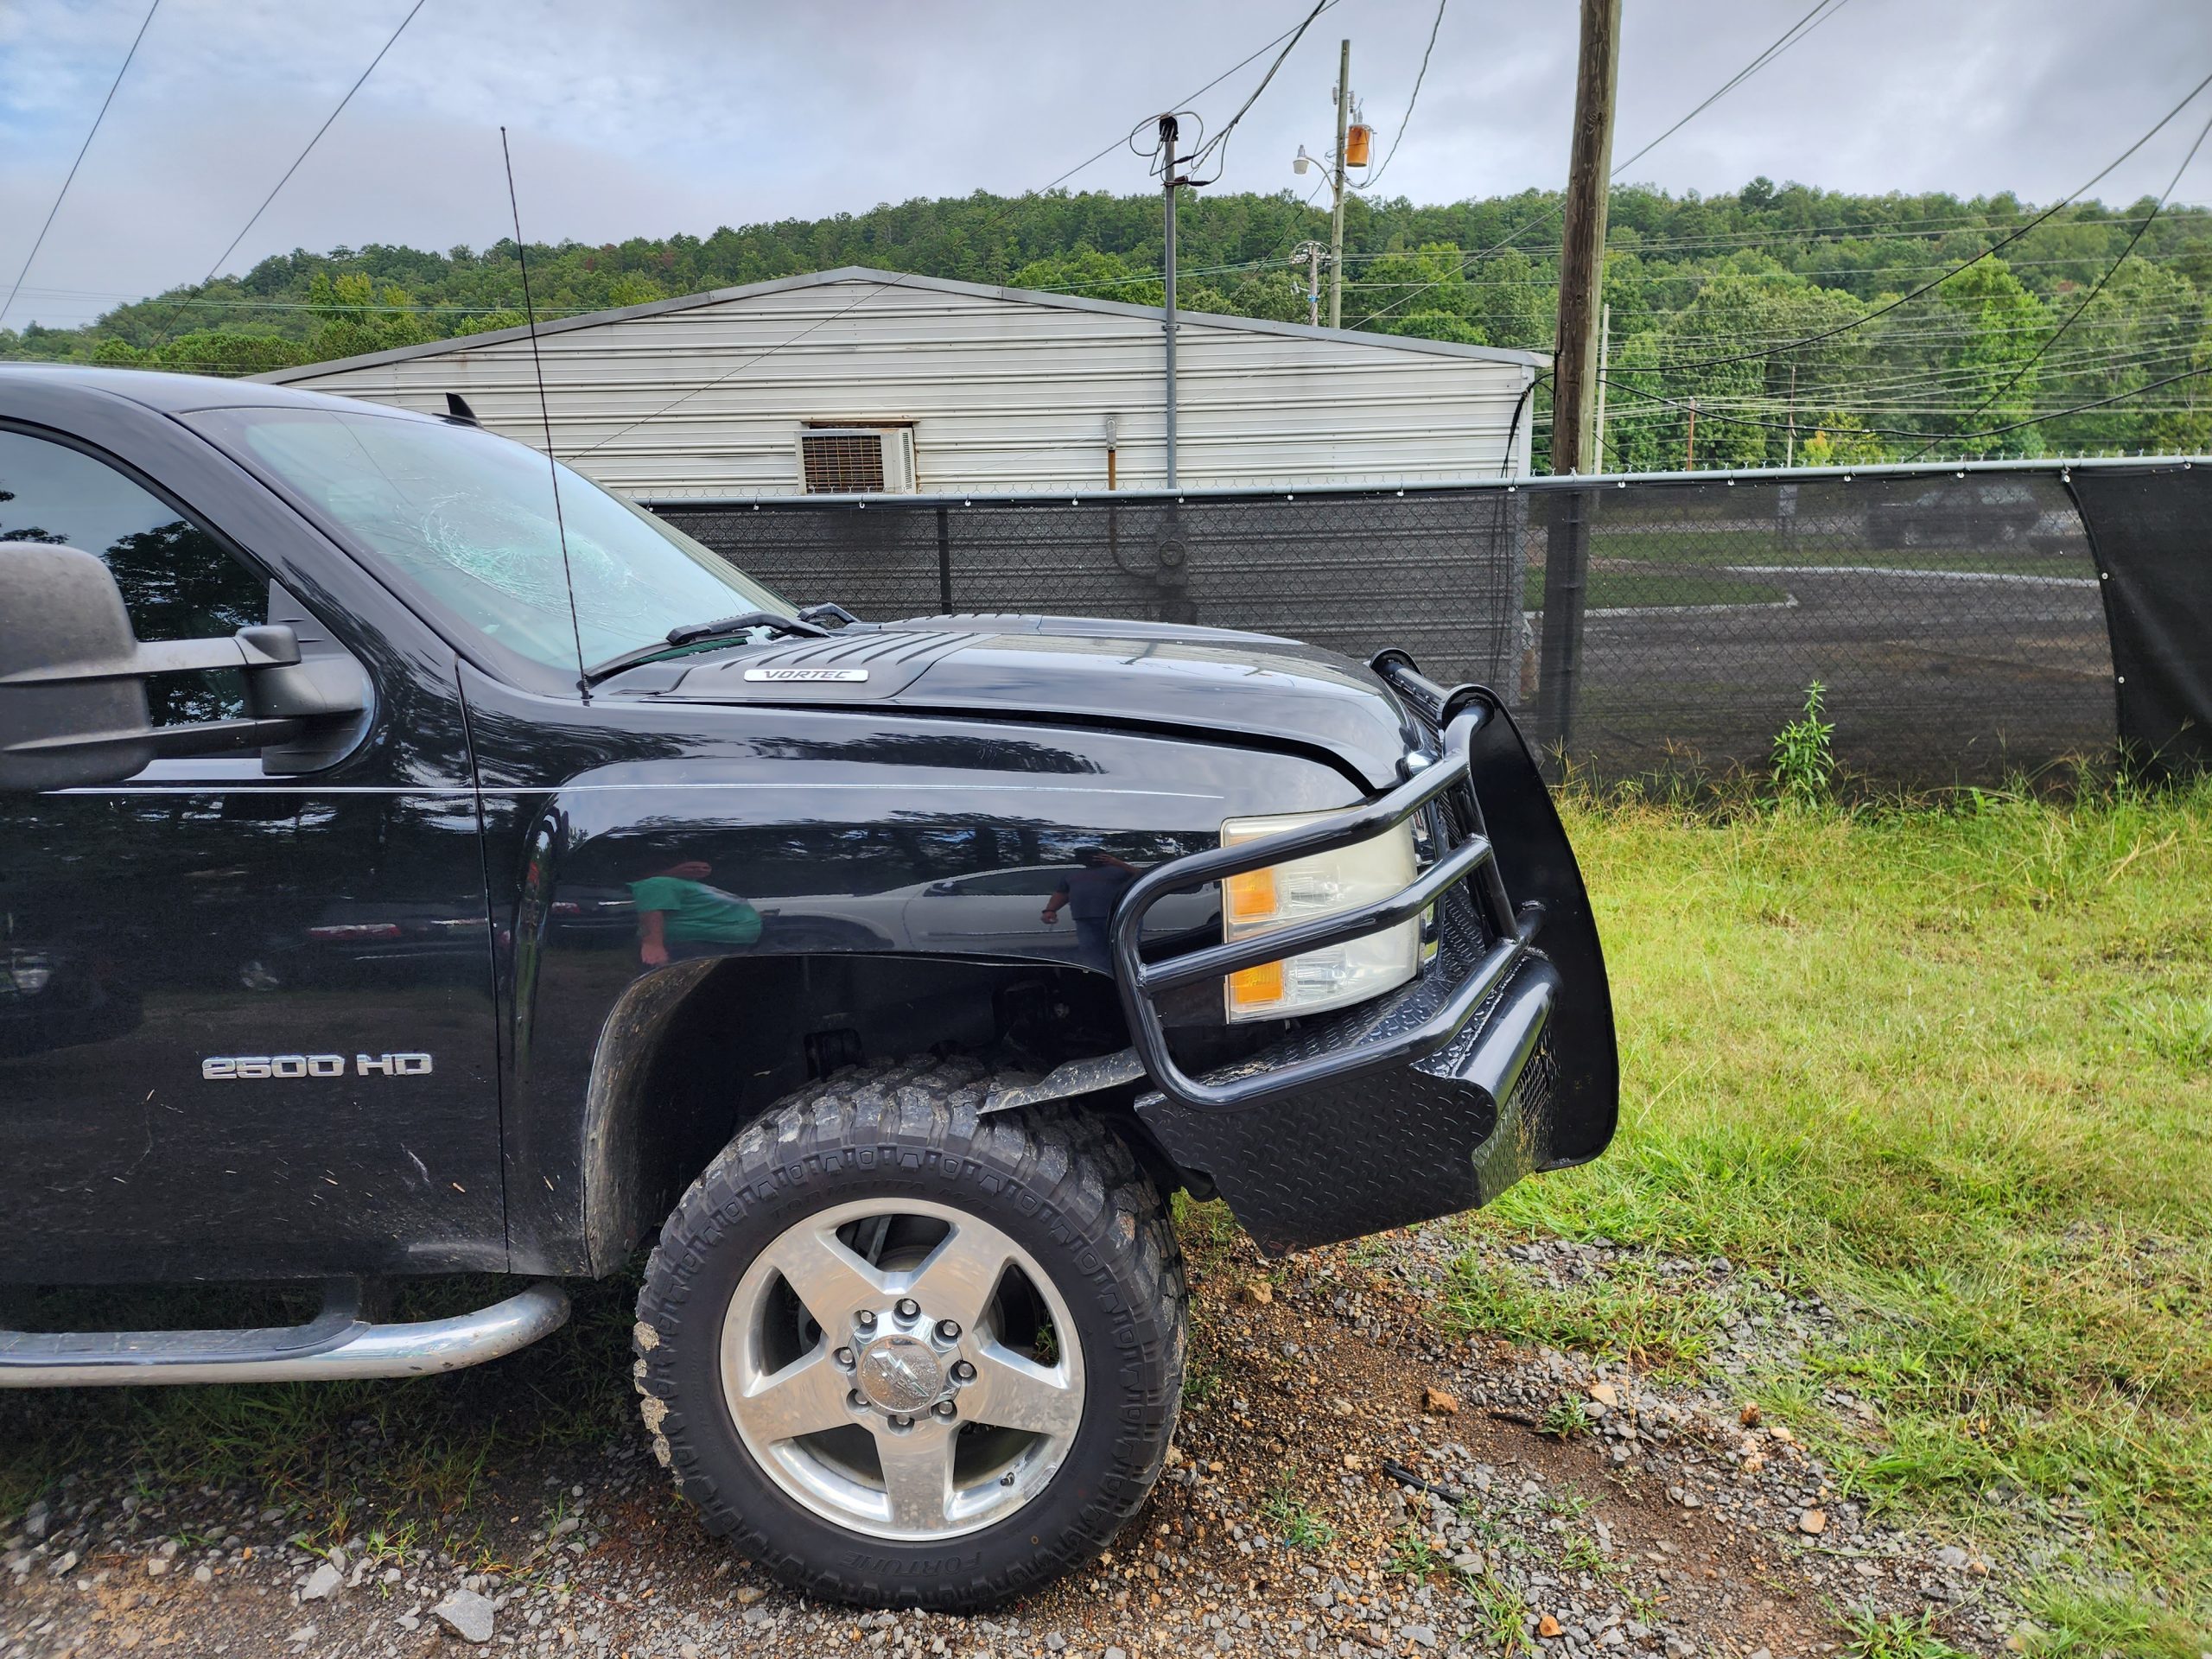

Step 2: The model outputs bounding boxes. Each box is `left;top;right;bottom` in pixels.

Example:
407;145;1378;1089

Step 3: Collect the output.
0;365;1615;1609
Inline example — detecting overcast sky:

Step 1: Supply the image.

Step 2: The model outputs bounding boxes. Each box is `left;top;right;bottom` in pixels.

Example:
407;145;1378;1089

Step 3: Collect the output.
4;0;2211;330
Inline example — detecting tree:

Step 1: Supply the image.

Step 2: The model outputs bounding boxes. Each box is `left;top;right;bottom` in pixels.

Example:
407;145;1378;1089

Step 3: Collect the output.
3;183;2205;458
1927;259;2047;458
1797;413;1888;467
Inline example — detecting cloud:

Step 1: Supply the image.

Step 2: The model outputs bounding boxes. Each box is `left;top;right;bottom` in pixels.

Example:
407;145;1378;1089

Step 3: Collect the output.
4;0;2209;328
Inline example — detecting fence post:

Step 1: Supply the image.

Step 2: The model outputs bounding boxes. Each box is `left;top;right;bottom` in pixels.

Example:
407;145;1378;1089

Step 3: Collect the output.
935;505;953;613
1535;486;1592;775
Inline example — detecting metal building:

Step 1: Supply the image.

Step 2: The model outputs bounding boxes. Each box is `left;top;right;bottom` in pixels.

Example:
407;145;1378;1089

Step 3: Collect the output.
260;267;1543;498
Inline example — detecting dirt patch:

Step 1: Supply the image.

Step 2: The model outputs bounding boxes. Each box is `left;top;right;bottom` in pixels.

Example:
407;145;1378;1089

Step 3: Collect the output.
0;1219;2015;1659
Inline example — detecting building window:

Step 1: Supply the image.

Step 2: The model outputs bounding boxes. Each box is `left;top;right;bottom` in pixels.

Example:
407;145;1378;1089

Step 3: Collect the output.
798;424;915;494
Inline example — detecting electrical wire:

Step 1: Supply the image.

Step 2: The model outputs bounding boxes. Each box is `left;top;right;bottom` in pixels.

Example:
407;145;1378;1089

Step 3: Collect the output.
1347;0;1847;330
0;0;161;332
1033;0;1345;194
141;0;428;353
1354;0;1446;189
1594;363;2212;444
566;276;909;461
1179;0;1331;185
1638;67;2212;372
1898;102;2212;460
1610;0;1848;180
197;0;429;293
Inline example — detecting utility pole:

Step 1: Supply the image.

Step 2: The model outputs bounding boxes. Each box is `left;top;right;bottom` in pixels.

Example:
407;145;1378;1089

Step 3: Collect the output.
1593;302;1611;471
1535;0;1621;775
1160;111;1181;489
1785;362;1796;467
1548;0;1620;478
1293;239;1325;327
1684;397;1698;470
1327;38;1351;327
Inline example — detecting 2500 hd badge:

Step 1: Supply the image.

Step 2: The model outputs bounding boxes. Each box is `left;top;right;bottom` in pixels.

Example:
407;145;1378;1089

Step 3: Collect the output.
0;363;1615;1613
200;1052;435;1079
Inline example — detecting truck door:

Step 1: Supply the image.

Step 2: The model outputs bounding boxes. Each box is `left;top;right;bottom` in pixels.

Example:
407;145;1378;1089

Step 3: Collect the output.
0;420;503;1283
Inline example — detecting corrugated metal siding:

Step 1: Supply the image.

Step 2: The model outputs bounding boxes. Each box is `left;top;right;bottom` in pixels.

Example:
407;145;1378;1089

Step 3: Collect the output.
279;277;1535;496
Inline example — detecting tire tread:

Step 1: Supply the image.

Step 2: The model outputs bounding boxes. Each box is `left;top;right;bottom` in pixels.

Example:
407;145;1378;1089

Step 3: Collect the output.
634;1057;1183;1610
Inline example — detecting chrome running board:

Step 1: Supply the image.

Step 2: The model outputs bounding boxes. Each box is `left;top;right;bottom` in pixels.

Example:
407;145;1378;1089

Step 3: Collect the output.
0;1278;569;1388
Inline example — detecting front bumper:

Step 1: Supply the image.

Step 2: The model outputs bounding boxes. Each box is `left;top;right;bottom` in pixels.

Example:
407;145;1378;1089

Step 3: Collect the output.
1118;661;1616;1255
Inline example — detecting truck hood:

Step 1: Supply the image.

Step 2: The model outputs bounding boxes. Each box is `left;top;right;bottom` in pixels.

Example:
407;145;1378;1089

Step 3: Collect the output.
604;614;1423;790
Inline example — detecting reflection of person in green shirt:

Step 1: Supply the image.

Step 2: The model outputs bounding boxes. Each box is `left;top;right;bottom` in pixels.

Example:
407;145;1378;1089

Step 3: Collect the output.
630;860;763;965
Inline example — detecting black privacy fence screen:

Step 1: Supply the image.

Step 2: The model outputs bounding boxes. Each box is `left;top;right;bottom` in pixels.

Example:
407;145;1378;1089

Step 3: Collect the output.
647;460;2212;793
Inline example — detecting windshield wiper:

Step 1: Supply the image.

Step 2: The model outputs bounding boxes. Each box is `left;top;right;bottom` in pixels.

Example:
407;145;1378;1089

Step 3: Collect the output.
585;611;829;684
664;610;830;647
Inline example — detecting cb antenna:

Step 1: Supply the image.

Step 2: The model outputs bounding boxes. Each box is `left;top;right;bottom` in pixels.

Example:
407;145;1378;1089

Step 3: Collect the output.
500;124;590;702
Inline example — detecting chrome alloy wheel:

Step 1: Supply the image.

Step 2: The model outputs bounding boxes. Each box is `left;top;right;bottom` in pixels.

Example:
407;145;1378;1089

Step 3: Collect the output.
718;1197;1087;1540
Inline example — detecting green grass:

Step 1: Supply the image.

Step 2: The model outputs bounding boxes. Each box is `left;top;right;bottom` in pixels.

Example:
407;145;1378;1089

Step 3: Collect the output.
1386;1525;1445;1578
1462;1573;1536;1656
1843;1608;1980;1659
0;1273;643;1555
1444;783;2212;1650
3;791;2208;1649
1540;1397;1598;1440
1579;529;2074;576
1258;1471;1337;1551
1523;565;1789;611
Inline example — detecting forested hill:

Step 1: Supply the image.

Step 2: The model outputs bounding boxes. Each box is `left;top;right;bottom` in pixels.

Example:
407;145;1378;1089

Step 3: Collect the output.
10;179;2211;469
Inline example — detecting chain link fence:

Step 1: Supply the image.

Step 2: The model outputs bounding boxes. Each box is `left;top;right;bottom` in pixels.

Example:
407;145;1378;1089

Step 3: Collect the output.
651;461;2207;792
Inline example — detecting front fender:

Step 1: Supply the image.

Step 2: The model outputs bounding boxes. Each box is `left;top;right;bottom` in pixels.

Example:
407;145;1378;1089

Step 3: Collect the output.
460;666;1364;1273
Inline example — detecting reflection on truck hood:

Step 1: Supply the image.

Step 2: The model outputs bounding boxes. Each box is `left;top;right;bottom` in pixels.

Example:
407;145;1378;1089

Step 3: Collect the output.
602;614;1424;790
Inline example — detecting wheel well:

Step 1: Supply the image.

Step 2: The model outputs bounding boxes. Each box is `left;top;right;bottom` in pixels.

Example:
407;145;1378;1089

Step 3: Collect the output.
581;954;1135;1274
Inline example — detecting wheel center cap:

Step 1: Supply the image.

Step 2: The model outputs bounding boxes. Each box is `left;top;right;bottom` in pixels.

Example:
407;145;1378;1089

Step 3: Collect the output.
855;1333;946;1412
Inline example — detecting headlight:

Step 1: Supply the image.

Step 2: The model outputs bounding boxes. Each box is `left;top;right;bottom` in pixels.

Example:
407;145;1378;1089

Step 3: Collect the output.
1218;813;1421;1022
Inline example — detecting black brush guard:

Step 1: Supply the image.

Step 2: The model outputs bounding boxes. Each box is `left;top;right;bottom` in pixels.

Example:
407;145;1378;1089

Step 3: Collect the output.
1119;660;1618;1255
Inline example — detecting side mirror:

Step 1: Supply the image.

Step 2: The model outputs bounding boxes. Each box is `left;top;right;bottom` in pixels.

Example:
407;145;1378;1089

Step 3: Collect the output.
0;543;361;792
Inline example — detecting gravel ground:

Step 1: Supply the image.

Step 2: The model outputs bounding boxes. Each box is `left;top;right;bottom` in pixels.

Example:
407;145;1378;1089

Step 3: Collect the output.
0;1217;2051;1659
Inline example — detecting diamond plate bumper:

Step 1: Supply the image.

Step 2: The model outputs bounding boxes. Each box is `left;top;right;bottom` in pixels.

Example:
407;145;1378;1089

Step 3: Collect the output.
1123;663;1617;1256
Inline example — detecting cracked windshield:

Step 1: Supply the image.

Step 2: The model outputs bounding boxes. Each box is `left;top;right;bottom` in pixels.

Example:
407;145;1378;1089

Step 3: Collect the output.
211;406;785;671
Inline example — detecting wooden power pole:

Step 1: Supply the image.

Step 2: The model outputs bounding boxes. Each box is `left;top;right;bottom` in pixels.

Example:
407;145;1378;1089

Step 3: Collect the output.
1535;0;1622;772
1548;0;1621;477
1327;39;1351;327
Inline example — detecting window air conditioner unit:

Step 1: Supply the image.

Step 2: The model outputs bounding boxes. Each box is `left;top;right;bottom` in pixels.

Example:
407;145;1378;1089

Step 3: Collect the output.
798;426;916;494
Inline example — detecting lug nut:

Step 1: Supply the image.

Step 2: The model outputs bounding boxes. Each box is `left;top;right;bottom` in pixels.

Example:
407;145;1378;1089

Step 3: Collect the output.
894;1298;920;1320
950;1360;976;1383
855;1309;877;1329
891;1414;912;1429
847;1389;868;1409
933;1401;957;1419
833;1346;855;1370
934;1319;961;1342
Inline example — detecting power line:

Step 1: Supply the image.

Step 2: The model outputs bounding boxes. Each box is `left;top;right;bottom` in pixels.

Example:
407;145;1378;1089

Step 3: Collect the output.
1029;229;2212;300
1347;0;1847;330
1637;66;2212;372
1610;0;1848;180
566;276;908;461
1339;248;2212;290
1357;0;1446;189
1900;101;2212;460
144;0;428;351
1033;0;1346;194
0;0;161;332
1595;362;2212;444
1181;0;1331;182
200;0;429;285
